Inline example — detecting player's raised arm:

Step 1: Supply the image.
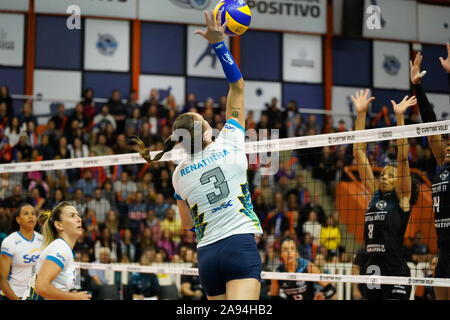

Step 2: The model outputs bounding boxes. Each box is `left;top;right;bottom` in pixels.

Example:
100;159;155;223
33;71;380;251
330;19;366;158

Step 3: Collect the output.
194;10;245;128
351;89;377;196
392;95;417;212
410;52;446;166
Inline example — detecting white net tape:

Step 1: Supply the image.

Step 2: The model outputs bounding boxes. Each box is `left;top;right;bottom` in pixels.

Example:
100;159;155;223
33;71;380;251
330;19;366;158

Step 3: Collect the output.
0;120;448;173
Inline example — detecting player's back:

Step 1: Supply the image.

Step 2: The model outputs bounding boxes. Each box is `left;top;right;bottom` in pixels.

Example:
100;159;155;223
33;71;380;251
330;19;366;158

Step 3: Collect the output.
172;119;262;248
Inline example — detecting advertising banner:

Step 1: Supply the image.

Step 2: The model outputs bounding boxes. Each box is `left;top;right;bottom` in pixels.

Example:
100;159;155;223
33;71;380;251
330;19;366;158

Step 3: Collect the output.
0;13;24;67
373;40;410;90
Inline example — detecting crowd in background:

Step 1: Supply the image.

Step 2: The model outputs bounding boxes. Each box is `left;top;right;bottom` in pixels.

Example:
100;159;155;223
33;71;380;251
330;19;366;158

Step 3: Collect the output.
0;84;440;299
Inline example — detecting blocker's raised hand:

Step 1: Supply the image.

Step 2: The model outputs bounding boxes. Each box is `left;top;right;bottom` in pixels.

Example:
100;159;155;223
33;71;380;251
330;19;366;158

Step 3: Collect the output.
439;42;450;73
351;89;375;113
391;95;417;115
194;10;229;44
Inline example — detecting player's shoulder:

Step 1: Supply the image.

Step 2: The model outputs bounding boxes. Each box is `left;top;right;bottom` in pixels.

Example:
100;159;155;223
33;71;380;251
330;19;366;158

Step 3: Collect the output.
34;232;43;243
223;118;245;134
1;232;18;248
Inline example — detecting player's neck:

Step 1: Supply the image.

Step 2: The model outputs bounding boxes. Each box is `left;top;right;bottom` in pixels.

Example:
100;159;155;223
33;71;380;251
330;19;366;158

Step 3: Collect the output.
19;228;34;240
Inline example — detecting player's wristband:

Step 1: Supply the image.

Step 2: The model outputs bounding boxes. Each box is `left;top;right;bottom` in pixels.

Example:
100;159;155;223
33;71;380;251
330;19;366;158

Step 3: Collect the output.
212;41;242;83
321;284;336;299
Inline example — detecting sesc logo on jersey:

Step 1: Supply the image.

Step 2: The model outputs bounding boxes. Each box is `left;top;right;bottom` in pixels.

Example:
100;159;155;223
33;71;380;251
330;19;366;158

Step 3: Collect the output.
223;124;235;132
212;200;233;213
375;200;387;211
440;170;449;181
23;248;40;264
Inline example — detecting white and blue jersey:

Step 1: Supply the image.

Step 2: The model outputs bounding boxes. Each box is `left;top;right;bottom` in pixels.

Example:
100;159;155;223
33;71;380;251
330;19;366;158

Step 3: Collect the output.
0;231;43;298
24;238;76;300
172;119;262;248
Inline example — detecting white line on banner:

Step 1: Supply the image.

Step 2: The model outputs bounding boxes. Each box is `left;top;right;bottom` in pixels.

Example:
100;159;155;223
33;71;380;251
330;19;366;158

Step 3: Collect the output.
0;120;449;173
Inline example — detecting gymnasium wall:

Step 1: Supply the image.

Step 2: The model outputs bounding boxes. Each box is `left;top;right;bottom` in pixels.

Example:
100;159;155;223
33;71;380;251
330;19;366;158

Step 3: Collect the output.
0;0;448;127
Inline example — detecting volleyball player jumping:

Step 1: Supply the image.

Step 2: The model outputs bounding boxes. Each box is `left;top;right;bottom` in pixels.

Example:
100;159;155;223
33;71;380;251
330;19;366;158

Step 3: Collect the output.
131;10;263;300
410;43;450;300
0;204;42;300
352;90;418;300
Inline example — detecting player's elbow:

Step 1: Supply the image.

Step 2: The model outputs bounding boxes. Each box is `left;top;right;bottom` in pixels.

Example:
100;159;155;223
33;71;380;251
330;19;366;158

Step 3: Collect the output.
34;279;47;297
230;78;245;91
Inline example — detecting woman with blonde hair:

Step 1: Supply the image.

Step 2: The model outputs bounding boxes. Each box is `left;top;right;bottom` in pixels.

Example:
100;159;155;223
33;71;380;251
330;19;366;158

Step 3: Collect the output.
23;201;90;300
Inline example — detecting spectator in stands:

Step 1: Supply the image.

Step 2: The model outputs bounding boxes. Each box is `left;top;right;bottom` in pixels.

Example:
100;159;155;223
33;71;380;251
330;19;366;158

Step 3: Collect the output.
415;255;438;300
120;227;137;263
149;193;169;221
161;207;183;246
252;194;269;222
408;230;431;264
83;208;100;243
107;89;127;134
3;185;24;213
50;103;68;133
25;121;39;148
124;107;142;138
12;133;32;162
103;209;120;241
157;229;177;260
141;89;165;117
42;118;59;147
102;179;116;208
320;216;342;258
287;175;309;209
300;193;326;225
155;168;175;200
54;136;70;160
93;105;117;136
281;100;300;138
0;173;14;202
81;88;96;122
88;247;118;299
91;133;113;157
48;187;65;209
68;136;89;159
262;192;289;238
37;134;54;161
125;89;140;117
0;85;13;118
27;171;48;198
87;187;111;225
0;102;9;129
95;227;119;263
4;116;21;148
103;123;117;149
76;169;97;200
70;188;87;217
69;103;92;133
114;171;137;203
127;191;147;235
302;114;321;136
299;232;318;262
136;171;155;199
28;186;46;211
256;113;270;132
18;102;37;129
180;252;206;300
136;226;157;261
181;93;198;114
113;134;132;155
127;250;160;300
302;210;322;244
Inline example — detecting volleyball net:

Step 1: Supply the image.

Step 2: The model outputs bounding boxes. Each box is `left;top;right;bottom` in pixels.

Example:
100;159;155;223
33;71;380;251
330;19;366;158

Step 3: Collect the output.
1;119;449;300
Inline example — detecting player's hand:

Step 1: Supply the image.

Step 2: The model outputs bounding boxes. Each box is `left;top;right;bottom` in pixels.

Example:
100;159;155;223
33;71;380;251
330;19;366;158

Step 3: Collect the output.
391;95;417;115
194;10;229;44
314;292;325;300
73;291;92;300
351;89;375;114
410;52;426;85
439;42;450;73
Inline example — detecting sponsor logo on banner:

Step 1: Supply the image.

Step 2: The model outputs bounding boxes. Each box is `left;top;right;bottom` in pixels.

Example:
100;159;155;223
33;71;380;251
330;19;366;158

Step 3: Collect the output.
0;28;14;50
408;278;434;285
328;134;355;144
378;130;392;139
416;124;449;135
291;48;314;68
96;33;118;56
169;0;212;10
247;0;321;18
382;55;400;76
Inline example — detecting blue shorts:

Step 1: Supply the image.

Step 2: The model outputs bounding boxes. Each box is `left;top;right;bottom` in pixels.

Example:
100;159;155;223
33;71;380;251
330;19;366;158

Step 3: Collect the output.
197;233;262;297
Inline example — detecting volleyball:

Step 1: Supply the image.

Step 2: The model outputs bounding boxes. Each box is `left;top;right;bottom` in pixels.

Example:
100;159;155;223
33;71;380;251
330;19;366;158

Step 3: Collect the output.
214;0;251;37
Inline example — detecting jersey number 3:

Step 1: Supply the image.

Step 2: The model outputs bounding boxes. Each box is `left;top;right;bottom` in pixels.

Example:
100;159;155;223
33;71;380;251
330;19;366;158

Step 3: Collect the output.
201;167;230;205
